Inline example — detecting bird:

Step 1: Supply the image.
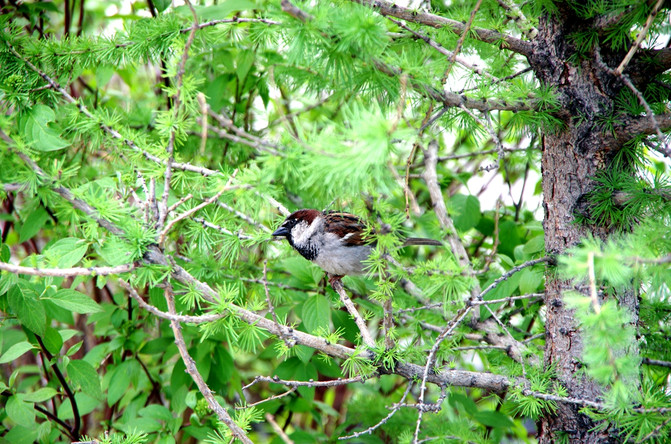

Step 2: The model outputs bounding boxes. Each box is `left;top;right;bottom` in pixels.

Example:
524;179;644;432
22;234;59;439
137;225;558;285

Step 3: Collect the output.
272;209;441;281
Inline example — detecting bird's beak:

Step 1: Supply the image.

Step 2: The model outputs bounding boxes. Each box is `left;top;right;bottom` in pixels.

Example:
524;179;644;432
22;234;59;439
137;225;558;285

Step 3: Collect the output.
272;226;289;237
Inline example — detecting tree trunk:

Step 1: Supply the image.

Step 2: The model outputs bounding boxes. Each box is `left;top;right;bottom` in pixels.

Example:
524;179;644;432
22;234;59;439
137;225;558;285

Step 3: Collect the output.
531;10;640;443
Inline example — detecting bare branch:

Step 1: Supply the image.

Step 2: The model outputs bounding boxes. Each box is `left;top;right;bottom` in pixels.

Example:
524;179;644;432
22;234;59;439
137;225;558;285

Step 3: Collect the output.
265;413;294;444
385;15;496;82
442;0;484;82
163;284;252;443
0;262;135;277
183;17;281;31
615;0;665;75
193;217;254;240
262;260;296;347
245;375;364;389
236;388;296;410
330;277;376;348
157;0;199;229
349;0;534;57
121;281;227;324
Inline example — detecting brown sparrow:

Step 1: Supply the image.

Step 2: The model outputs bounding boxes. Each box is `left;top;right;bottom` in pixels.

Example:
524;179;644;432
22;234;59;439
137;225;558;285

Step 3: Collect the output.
272;209;441;279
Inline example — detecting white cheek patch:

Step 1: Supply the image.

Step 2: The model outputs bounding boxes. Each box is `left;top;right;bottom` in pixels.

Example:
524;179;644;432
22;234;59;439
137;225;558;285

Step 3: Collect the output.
291;218;322;245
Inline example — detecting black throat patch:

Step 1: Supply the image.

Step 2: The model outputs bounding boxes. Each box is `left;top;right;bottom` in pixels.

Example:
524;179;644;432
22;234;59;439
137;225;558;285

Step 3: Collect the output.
288;238;319;261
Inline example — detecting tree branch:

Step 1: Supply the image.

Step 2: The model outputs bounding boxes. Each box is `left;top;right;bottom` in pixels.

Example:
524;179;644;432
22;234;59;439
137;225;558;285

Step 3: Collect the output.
0;262;135;277
349;0;534;57
163;284;253;443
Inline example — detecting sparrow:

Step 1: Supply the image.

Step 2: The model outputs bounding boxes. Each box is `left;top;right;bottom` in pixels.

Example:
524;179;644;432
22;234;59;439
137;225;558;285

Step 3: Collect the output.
272;209;441;279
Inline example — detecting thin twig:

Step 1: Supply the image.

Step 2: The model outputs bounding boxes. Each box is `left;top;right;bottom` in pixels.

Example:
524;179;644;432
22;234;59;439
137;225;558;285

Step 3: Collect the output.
263;260;296;347
164;284;252;442
236;387;296;410
121;281;227;324
157;0;200;229
386;15;496;82
413;307;472;443
159;187;227;245
265;413;294;444
193;217;254;240
442;0;484;83
0;262;135;277
330;277;376;348
244;375;364;389
615;0;665;75
339;383;414;440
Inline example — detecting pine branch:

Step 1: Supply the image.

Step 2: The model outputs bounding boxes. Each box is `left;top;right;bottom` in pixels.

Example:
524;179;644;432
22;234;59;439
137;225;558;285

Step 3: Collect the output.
349;0;534;57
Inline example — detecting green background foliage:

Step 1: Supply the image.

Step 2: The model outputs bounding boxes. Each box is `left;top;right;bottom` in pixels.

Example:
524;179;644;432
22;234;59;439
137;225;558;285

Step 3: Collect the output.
1;0;671;443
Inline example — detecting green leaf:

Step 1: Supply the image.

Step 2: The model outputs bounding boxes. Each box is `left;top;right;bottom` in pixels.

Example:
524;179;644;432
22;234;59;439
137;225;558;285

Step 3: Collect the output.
195;0;256;20
45;289;103;314
24;104;69;151
236;50;255;82
153;0;171;12
301;293;331;333
518;268;543;294
1;242;10;262
19;207;49;243
107;361;133;406
450;194;481;232
43;326;64;355
6;395;35;427
139;404;174;422
0;341;34;364
523;235;545;255
44;237;88;268
67;359;103;400
23;387;57;403
8;284;46;336
2;425;37;444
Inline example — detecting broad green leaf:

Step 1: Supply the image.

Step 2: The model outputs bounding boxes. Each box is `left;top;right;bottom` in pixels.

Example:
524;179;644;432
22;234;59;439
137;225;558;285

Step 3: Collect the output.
523;235;545;255
23;387;57;403
0;272;18;294
44;237;88;268
0;341;34;364
236;50;255;82
57;392;99;420
43;326;64;355
301;293;331;333
1;242;10;262
518;268;543;294
8;284;46;336
67;359;103;400
450;194;481;232
6;395;35;427
2;425;38;444
19;207;49;243
107;363;132;406
139;404;174;422
153;0;171;12
25;104;69;151
45;289;103;314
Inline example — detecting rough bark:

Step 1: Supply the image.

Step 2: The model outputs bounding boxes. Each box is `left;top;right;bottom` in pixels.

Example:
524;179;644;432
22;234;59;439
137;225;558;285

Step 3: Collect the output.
529;8;642;444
